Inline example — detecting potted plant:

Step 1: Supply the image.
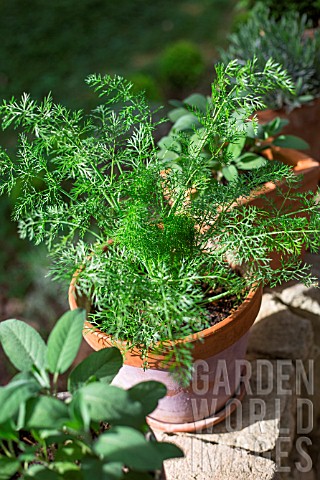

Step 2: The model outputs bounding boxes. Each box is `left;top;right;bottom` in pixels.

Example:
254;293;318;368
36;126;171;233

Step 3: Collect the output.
221;3;320;160
0;308;182;479
0;60;319;433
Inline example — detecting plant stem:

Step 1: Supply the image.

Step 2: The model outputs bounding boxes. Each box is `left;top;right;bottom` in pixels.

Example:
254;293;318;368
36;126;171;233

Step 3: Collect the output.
0;440;13;457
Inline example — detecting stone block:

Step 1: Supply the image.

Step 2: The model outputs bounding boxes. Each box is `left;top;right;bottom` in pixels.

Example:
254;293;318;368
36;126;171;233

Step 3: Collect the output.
159;435;281;480
248;294;314;360
268;253;320;321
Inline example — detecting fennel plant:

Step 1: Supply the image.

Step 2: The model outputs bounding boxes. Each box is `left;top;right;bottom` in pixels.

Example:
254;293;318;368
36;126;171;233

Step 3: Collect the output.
0;58;319;381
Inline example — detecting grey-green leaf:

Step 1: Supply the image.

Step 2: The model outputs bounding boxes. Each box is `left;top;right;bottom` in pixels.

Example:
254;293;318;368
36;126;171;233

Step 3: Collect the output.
0;458;20;480
82;458;123;480
236;153;267;170
172;114;201;132
25;396;69;429
0;379;40;424
157;135;181;152
73;383;144;427
128;381;166;416
183;93;208;112
273;135;309;150
189;128;206;156
262;117;289;137
168;107;189;123
0;420;19;441
226;135;246;159
157;150;180;162
222;164;238;181
0;319;47;372
23;465;60;480
46;309;86;374
68;347;123;393
94;426;183;471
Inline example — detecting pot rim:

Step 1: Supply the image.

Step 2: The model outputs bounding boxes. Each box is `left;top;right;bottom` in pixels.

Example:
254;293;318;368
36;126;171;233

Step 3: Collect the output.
69;274;262;360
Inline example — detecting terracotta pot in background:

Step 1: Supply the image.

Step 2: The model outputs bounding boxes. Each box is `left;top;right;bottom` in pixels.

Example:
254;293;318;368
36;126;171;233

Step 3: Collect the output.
69;282;262;433
257;99;320;162
249;146;319;209
248;146;319;269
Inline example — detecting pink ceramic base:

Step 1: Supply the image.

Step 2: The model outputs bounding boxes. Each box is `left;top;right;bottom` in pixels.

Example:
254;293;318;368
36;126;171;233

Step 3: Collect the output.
112;332;250;424
147;380;246;433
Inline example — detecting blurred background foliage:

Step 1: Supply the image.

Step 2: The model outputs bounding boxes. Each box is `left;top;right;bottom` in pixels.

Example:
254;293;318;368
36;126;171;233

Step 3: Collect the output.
0;0;236;107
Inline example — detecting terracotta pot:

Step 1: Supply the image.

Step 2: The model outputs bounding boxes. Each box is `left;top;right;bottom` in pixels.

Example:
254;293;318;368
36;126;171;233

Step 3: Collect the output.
69;281;262;432
246;146;319;269
247;146;319;208
257;99;320;162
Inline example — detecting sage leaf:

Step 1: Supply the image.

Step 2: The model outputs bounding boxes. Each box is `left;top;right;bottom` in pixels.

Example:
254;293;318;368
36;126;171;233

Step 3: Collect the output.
227;135;247;159
51;461;79;474
273;135;309;150
172;113;201;132
183;93;208;112
157;150;180;162
0;458;20;480
81;458;123;480
263;117;289;137
157;135;181;152
0;379;40;424
46;309;86;374
94;426;183;471
222;164;238;181
0;319;46;372
0;419;19;441
25;396;69;429
23;465;60;479
73;383;144;427
236;153;267;170
167;107;189;122
55;442;86;462
68;347;123;393
68;391;91;431
128;381;166;416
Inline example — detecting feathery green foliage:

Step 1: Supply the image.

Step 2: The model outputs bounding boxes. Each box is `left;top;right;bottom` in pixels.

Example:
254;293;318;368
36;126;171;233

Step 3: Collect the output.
0;59;319;382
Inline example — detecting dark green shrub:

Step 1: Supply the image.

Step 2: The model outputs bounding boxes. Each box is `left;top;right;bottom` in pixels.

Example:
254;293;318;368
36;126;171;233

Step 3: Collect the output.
129;73;162;101
158;40;205;91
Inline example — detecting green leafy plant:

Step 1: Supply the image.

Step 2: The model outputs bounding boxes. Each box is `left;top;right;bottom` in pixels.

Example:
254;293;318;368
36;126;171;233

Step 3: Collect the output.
158;92;309;181
221;3;320;111
0;309;182;479
0;59;319;383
